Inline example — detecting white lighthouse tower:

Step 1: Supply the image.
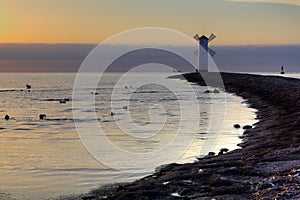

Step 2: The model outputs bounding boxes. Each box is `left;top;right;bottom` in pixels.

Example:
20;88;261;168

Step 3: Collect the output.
199;35;209;71
193;33;216;72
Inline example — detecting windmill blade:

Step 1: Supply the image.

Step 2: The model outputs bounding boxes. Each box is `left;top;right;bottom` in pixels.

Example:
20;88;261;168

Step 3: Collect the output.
208;48;216;57
193;49;199;57
208;33;216;42
193;34;200;41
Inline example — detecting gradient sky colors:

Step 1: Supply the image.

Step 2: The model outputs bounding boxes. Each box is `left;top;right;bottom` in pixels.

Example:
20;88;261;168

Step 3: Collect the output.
0;0;299;72
1;0;300;45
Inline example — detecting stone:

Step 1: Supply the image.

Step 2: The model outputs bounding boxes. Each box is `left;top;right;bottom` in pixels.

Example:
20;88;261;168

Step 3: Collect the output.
213;89;220;94
218;148;229;155
243;125;252;130
234;124;241;128
39;114;46;120
59;99;66;104
220;148;229;153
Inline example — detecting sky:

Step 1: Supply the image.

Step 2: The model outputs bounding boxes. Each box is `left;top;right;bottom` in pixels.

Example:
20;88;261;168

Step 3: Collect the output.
0;0;300;72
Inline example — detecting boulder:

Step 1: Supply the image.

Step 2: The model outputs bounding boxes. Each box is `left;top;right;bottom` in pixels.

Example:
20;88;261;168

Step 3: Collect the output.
39;114;46;120
243;125;252;130
234;124;241;128
213;89;220;94
59;99;66;104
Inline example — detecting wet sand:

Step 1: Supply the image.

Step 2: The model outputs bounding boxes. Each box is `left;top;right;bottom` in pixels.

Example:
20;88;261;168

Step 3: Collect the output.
70;72;300;200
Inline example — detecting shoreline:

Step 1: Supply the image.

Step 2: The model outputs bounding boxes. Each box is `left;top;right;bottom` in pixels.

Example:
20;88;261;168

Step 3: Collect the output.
69;72;300;200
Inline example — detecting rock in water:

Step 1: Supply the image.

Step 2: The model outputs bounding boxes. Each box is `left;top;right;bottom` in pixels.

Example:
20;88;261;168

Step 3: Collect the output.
234;124;241;128
39;114;46;120
4;115;9;120
213;89;220;94
218;148;229;155
243;125;252;130
59;99;66;104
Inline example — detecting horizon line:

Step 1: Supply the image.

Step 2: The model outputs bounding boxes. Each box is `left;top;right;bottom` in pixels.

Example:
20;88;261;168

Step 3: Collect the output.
1;42;300;47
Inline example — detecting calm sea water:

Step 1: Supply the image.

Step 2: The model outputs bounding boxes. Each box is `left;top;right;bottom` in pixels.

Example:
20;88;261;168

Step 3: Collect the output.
0;73;257;200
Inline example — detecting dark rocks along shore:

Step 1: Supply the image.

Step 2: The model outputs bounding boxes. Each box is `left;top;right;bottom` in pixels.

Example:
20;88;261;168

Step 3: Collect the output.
68;72;300;200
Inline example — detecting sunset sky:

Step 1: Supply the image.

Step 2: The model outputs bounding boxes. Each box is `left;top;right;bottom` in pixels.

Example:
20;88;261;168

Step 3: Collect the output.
0;0;299;72
1;0;300;45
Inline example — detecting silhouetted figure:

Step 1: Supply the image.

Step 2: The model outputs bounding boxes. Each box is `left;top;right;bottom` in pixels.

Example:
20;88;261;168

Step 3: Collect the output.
4;115;9;120
39;114;46;120
26;84;31;89
281;66;285;74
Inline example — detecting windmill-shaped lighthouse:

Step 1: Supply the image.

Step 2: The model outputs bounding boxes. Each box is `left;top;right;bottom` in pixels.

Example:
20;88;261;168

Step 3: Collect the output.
193;33;216;72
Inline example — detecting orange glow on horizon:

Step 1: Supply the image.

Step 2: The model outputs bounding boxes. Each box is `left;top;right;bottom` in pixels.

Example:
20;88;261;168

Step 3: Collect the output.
0;0;299;46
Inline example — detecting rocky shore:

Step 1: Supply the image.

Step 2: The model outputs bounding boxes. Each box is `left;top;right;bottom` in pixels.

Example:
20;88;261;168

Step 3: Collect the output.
71;72;300;200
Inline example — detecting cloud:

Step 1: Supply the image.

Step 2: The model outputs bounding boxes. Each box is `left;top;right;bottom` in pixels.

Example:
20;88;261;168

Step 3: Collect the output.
213;45;300;72
0;44;299;72
0;44;94;72
227;0;300;7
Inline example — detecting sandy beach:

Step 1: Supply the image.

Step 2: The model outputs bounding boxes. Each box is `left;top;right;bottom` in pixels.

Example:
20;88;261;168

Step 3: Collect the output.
71;72;300;200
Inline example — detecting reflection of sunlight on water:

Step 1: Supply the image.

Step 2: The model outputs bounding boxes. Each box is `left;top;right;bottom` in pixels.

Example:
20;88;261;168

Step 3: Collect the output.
0;73;257;199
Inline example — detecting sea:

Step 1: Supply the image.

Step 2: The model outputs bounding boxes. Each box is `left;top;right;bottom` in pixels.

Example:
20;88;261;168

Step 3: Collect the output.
0;72;262;199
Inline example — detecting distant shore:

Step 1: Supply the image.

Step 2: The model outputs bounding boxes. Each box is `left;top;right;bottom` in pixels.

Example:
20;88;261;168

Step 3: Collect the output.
70;72;300;200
